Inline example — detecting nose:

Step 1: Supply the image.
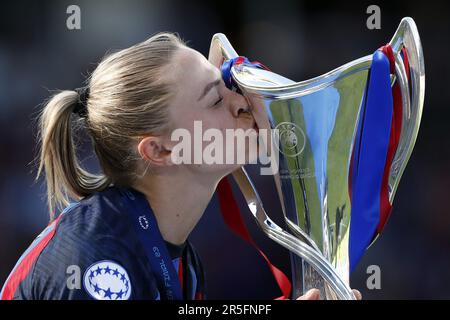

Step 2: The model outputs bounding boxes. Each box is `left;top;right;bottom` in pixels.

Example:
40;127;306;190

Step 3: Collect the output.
227;89;252;119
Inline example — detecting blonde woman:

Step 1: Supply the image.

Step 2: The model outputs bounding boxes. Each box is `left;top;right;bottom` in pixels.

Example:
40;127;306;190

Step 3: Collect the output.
1;33;357;300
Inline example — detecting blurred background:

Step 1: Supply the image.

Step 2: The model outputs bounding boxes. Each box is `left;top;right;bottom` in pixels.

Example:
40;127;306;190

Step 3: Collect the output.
0;0;449;299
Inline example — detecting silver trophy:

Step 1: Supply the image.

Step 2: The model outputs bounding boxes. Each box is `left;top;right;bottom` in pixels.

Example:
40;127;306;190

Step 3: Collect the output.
210;17;425;299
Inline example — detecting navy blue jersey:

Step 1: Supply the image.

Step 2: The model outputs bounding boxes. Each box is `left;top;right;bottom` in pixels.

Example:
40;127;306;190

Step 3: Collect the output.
1;185;206;300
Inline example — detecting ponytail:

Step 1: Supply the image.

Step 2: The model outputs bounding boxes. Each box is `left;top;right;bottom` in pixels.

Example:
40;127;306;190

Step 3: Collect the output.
35;90;111;220
33;32;185;220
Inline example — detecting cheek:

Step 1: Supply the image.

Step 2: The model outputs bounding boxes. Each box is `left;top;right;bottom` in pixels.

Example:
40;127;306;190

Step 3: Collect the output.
210;107;236;129
191;107;233;132
169;106;202;132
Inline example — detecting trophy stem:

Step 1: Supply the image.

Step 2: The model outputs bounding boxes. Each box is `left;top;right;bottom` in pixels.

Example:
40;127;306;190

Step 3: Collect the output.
302;261;339;300
302;262;325;297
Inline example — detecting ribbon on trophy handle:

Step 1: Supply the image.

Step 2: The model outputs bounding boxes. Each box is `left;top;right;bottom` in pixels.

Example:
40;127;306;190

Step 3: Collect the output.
349;19;425;271
216;178;292;299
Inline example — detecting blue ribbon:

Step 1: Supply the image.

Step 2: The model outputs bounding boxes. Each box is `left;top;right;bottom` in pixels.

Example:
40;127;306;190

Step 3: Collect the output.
221;56;267;90
349;50;394;272
121;187;183;300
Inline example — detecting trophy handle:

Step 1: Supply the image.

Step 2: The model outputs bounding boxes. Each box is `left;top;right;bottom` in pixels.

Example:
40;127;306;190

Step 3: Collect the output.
209;33;239;62
210;33;321;254
387;17;425;203
232;168;356;300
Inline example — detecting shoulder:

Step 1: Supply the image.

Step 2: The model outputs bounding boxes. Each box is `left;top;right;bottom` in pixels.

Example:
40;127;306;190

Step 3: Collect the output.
13;186;160;300
44;186;136;263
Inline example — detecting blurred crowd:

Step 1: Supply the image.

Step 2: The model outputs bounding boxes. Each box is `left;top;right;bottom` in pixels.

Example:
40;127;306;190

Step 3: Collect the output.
1;0;449;299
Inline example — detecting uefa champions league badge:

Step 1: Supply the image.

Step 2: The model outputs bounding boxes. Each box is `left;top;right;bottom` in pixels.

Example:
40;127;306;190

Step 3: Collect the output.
83;261;131;300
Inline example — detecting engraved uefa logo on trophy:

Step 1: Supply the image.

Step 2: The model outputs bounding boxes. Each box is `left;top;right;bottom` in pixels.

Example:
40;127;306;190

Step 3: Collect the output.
210;17;425;299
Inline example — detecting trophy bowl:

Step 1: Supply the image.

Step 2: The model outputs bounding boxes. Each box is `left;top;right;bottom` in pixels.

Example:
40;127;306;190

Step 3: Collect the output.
210;17;425;299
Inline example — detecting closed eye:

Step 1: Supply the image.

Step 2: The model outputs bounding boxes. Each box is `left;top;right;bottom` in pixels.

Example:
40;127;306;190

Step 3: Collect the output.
212;96;223;107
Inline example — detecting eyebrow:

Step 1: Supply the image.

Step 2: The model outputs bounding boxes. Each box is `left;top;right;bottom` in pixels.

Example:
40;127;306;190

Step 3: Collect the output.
197;78;221;101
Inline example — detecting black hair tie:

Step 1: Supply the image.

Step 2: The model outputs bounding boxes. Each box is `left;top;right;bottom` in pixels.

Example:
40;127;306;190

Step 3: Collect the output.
73;87;90;117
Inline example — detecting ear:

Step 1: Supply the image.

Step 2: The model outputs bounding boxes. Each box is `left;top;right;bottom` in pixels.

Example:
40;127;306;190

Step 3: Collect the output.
137;136;173;167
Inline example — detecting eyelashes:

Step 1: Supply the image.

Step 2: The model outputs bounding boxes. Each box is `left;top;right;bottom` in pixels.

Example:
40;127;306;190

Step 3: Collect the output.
212;96;223;108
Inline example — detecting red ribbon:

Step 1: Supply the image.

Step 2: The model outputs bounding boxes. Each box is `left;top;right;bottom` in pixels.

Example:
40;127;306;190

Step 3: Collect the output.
216;177;292;299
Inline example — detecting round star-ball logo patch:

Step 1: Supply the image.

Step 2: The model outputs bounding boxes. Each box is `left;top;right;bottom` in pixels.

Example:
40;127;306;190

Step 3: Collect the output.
83;261;131;300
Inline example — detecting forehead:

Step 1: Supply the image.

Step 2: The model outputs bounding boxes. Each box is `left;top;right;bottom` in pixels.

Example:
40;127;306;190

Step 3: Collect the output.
167;47;220;98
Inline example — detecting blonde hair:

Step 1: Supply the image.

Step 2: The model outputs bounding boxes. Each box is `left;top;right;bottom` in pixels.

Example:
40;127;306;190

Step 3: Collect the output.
34;32;186;220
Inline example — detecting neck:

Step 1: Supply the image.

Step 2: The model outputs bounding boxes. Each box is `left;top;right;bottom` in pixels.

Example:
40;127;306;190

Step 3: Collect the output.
132;171;219;245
